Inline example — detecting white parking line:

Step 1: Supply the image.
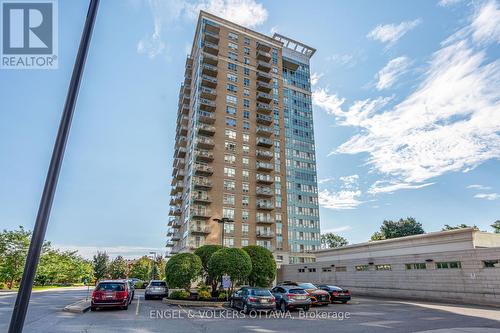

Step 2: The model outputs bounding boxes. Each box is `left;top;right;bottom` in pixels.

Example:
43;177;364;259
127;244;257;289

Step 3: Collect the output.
136;295;140;315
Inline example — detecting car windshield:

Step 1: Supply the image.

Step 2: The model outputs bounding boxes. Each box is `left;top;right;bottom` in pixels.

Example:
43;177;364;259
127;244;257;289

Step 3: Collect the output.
288;289;307;294
250;289;271;296
150;281;166;287
96;283;125;291
298;283;316;289
327;285;342;290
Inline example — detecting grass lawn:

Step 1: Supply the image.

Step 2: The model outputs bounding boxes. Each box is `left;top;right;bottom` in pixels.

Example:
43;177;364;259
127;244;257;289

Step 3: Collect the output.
1;284;86;292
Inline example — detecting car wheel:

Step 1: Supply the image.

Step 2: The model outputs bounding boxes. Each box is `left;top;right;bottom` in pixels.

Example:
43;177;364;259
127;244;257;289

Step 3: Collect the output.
341;301;348;304
90;306;96;312
230;299;234;308
145;295;149;300
303;306;310;312
122;305;128;310
280;301;287;312
243;303;249;314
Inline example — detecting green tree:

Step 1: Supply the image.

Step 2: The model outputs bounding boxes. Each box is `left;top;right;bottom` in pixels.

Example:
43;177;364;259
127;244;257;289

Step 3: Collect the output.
129;256;151;281
242;245;276;287
36;249;92;285
165;253;201;290
150;263;160;280
108;255;127;279
371;217;425;241
321;233;349;248
208;248;251;293
194;245;222;292
0;227;31;289
92;251;109;282
442;224;478;231
491;220;500;234
155;256;166;280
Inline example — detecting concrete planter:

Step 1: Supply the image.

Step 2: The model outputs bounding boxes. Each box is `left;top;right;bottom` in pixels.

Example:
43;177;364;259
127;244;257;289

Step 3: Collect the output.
162;298;228;307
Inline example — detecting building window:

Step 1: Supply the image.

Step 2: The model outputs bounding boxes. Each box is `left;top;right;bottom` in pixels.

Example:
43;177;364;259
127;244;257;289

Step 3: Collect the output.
335;266;347;272
242;183;249;193
242;157;249;166
322;267;332;272
375;264;392;271
243;121;250;130
227;73;238;82
241;239;249;247
298;268;305;273
244;78;250;86
244;57;250;65
225;118;236;127
226;106;237;116
243;111;250;119
228;31;238;40
242;134;249;142
436;261;462;269
226;95;237;105
244;67;250;76
242;144;250;153
242;170;249;180
224;180;235;191
223;208;235;219
227;84;237;92
228;62;237;71
242;210;249;221
228;42;238;50
308;268;316;273
243;99;250;108
224;167;235;177
225;129;236;139
242;195;249;206
483;260;500;268
223;194;235;205
228;51;238;61
405;263;427;270
224;154;236;164
244;88;250;97
244;37;250;45
225;141;236;152
355;265;369;271
224;237;234;247
244;47;250;55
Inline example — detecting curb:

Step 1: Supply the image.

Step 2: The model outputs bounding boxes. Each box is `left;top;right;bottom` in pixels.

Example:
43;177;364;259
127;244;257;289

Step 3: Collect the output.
162;298;229;308
63;299;91;313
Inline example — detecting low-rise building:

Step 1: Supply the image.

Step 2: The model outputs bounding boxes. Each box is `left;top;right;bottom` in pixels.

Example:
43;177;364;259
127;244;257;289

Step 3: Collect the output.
278;228;500;306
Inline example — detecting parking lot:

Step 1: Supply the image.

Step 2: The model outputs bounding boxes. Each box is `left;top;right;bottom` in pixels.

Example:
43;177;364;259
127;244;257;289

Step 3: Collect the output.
1;287;500;333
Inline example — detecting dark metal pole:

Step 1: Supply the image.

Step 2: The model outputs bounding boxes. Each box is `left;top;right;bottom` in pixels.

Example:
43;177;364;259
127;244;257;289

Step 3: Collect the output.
221;221;225;247
8;1;99;332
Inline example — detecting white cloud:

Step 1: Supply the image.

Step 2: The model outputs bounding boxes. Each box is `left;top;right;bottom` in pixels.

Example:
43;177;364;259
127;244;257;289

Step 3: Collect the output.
316;1;500;194
367;19;421;46
368;181;435;194
474;193;500;200
185;0;268;28
54;244;166;260
438;0;462;7
376;56;412;90
471;0;500;44
311;72;324;86
138;0;268;58
467;184;492;190
319;189;363;210
270;25;279;35
325;53;357;67
322;225;353;233
318;177;335;184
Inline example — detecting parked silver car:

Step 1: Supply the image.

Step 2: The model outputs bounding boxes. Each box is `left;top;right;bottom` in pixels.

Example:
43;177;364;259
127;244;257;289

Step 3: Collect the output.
144;280;168;300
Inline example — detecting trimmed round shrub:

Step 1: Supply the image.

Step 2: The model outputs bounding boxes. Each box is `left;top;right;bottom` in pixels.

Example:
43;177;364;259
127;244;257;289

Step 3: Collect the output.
243;245;277;287
197;290;211;300
165;253;202;290
208;248;252;287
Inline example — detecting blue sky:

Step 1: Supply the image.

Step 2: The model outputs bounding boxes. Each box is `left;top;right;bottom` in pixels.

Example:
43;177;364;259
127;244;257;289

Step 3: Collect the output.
0;0;499;258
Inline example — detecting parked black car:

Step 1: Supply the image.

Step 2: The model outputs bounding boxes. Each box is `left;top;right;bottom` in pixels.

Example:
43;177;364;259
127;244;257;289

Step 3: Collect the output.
230;287;276;313
270;285;311;311
316;284;351;303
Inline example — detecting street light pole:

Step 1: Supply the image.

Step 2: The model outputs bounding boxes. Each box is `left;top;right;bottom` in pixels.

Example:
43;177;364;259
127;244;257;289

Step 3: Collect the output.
214;218;234;247
8;1;99;332
149;251;157;280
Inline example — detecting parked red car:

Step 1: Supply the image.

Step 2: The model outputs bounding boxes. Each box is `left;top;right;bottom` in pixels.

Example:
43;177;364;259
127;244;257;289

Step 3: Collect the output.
91;280;132;311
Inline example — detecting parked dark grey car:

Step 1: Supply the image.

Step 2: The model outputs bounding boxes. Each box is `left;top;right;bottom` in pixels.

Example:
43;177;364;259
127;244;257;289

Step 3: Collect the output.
270;285;311;311
230;287;276;313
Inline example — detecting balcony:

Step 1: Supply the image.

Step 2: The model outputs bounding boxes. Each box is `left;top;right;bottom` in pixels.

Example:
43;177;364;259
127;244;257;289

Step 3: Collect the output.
256;162;273;171
256;102;272;114
171;232;182;241
202;52;218;66
257;71;272;83
192;192;211;203
257;42;271;52
182;93;190;105
198;110;215;124
181;103;189;115
201;75;217;88
256;186;273;197
203;41;219;56
168;217;181;227
193;177;213;189
189;224;211;234
175;146;187;158
173;158;185;170
256;114;273;125
187;239;206;250
257;126;273;136
256;230;275;238
202;63;218;77
191;208;211;219
196;136;215;149
257;81;272;93
256;174;273;184
200;98;216;112
256;149;273;160
169;207;182;216
195;150;214;162
256;200;274;210
257;137;273;148
178;114;189;126
166;228;174;236
194;163;213;175
203;30;220;44
256;92;272;103
256;50;271;62
178;125;188;136
184;74;192;85
170;194;182;205
257;60;272;72
197;124;216;136
173;169;185;180
175;138;187;148
256;215;274;223
166;241;174;247
200;86;216;100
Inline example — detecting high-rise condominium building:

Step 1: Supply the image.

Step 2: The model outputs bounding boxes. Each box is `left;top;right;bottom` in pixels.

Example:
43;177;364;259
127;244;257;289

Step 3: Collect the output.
167;11;320;264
